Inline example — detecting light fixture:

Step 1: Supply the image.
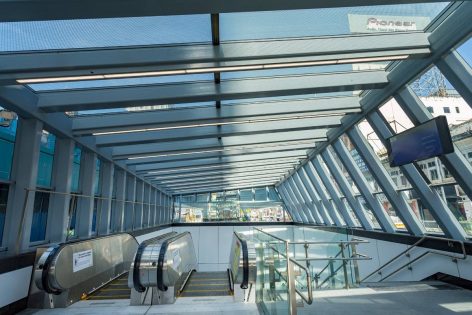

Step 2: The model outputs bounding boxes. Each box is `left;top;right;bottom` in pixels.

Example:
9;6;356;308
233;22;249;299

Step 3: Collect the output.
16;55;409;84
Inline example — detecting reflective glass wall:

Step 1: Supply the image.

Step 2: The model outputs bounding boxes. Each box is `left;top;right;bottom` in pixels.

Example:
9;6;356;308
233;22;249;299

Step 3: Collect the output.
174;186;292;223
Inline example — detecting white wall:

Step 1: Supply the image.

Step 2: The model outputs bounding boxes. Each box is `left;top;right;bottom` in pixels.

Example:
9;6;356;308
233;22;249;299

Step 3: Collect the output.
134;227;173;244
0;266;32;308
172;225;278;272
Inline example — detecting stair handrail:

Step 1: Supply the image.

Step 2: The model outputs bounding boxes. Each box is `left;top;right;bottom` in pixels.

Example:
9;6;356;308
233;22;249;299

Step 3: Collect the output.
361;236;467;282
380;239;467;282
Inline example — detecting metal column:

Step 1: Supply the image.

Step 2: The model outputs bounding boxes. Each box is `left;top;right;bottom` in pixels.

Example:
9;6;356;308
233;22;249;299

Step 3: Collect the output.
283;181;309;223
303;162;344;226
134;180;144;230
367;111;467;240
149;186;156;227
435;51;472;108
347;126;425;235
124;175;136;231
47;137;74;243
113;169;126;232
76;150;97;238
311;156;357;227
278;184;303;222
3;118;43;252
395;86;472;202
321;148;373;230
97;160;114;235
287;177;316;223
332;138;396;233
292;173;323;223
298;168;333;225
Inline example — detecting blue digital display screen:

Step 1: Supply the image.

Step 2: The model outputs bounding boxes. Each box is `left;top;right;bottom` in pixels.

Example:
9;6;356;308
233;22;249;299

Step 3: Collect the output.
387;116;454;167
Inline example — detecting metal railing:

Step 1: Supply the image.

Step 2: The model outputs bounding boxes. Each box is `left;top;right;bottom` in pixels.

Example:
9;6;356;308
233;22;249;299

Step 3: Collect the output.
361;236;467;282
253;228;370;315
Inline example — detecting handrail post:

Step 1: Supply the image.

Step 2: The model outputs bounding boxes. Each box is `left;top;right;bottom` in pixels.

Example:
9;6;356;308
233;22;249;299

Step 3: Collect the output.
287;241;297;315
351;243;361;285
329;260;336;288
340;243;349;289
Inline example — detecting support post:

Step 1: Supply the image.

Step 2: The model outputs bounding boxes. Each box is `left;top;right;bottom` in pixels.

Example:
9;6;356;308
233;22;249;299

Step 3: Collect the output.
76;150;97;238
98;160;113;235
113;169;126;232
347;126;425;235
4;118;43;252
367;111;467;240
47;137;74;243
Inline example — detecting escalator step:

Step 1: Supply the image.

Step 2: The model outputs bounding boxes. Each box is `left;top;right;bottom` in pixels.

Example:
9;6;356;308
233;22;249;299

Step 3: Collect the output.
86;273;131;300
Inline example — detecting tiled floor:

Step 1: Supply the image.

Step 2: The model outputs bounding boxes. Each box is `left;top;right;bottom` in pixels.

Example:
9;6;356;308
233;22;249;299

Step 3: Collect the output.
21;296;260;315
21;282;472;315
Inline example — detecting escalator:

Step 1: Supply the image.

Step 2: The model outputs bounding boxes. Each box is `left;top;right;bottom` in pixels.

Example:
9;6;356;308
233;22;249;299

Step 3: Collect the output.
179;271;232;297
85;273;131;300
32;230;255;308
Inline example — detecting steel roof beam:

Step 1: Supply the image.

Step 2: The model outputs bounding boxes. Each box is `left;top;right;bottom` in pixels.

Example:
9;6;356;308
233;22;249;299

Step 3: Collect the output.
122;143;313;167
146;164;297;181
89;117;332;147
73;96;360;135
137;159;301;177
0;0;459;22
1;33;429;85
132;151;307;172
170;182;276;195
36;70;388;112
157;171;288;186
114;130;322;160
162;175;282;190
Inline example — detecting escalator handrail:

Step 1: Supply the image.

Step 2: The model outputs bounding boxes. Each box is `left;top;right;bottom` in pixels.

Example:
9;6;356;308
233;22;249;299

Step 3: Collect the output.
133;232;177;293
40;233;138;295
41;244;62;295
157;232;192;291
233;232;249;290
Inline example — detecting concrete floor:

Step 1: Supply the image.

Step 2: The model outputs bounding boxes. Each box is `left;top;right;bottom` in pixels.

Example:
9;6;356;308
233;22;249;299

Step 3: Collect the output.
300;282;472;315
21;282;472;315
21;296;259;315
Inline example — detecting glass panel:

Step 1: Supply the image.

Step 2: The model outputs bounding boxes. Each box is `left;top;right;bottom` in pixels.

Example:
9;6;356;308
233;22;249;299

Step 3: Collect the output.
220;64;383;81
67;196;78;239
0;183;9;245
457;37;472;67
0;109;17;181
358;196;382;229
175;186;291;223
358;119;442;233
29;73;213;92
255;188;267;201
30;191;50;242
407;71;472;235
221;4;448;41
94;159;101;196
36;131;56;188
435;184;472;235
342;198;361;227
71;146;81;192
254;228;289;315
91;198;99;233
376;193;407;231
0;15;211;52
268;187;280;201
402;189;442;234
240;189;253;201
341;134;382;193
